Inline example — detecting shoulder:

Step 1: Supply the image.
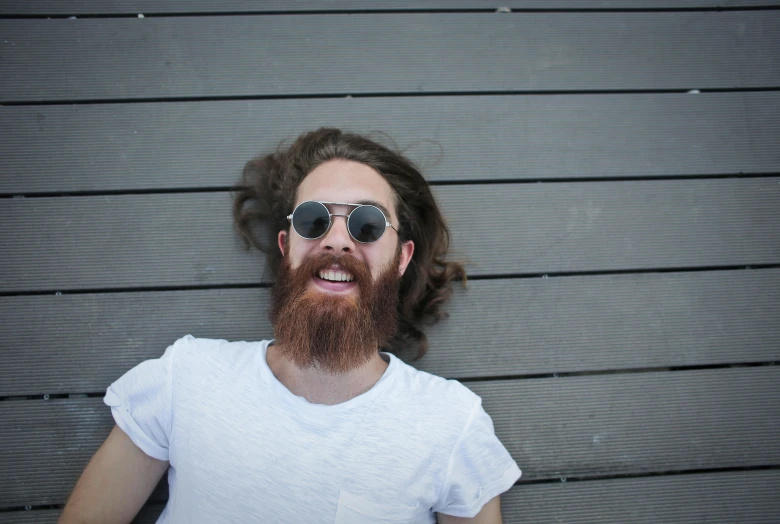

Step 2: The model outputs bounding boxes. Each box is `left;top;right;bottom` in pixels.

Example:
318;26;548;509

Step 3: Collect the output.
165;334;267;375
389;355;482;432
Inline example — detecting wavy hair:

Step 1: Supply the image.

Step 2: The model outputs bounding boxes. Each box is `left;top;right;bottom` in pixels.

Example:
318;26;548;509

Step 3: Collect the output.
232;128;466;361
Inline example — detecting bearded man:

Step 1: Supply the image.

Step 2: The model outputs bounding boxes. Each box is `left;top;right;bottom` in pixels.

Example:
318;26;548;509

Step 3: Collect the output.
61;129;521;524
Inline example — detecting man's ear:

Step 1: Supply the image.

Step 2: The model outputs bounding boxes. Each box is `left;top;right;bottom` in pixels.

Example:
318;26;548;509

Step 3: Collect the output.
277;230;287;256
398;240;415;277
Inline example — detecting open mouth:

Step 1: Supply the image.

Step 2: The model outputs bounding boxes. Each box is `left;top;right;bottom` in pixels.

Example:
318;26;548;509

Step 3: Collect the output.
311;267;358;293
316;269;355;282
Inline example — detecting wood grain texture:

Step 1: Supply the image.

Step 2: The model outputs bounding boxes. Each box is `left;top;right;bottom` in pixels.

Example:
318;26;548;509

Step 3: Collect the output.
2;179;779;292
501;469;780;524
1;0;778;519
1;269;779;395
2;367;778;507
0;505;165;524
2;12;779;102
2;0;779;14
3;92;779;193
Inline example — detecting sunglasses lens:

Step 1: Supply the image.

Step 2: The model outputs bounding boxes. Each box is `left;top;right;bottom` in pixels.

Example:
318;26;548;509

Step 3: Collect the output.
349;205;387;243
292;201;330;239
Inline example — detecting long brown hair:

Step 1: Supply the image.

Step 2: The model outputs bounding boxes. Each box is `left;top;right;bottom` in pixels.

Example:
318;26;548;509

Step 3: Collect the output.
232;128;466;361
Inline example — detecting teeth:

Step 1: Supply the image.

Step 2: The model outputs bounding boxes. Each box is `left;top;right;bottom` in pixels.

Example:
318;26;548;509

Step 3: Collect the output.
318;269;354;282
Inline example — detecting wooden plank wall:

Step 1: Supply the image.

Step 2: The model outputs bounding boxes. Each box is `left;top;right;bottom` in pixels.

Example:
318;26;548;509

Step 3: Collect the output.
1;2;779;523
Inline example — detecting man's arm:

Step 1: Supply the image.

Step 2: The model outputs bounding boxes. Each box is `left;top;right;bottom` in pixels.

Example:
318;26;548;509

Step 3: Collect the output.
59;424;169;524
437;495;502;524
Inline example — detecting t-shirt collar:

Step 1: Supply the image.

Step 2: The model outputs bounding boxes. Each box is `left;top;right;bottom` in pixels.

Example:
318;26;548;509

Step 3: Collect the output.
258;340;399;422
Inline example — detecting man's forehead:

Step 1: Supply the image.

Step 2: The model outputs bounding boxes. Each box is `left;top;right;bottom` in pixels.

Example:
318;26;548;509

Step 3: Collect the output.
295;160;397;216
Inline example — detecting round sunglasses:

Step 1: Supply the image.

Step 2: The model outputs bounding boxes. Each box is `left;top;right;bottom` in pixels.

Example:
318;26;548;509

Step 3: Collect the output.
287;200;399;244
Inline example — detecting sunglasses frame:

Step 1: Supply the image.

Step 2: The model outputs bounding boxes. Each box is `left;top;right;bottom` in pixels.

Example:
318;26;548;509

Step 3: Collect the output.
287;200;399;244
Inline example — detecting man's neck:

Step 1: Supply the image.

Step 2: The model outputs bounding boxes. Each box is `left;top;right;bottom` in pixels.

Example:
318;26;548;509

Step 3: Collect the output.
266;344;389;406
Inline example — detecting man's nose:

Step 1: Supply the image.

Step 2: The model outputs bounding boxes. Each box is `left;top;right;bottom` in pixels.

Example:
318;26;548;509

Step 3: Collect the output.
320;214;355;253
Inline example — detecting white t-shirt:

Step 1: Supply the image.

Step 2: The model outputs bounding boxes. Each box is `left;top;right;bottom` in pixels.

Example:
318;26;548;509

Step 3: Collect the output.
104;335;521;523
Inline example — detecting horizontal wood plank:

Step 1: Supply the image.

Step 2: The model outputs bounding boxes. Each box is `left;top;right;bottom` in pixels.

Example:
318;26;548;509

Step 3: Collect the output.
1;269;779;395
0;504;163;524
3;92;780;193
2;367;778;507
2;179;779;292
2;12;779;102
475;367;780;480
3;1;780;15
501;469;780;524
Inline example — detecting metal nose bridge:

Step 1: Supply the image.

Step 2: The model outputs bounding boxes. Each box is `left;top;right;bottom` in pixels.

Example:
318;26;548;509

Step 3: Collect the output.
326;213;351;236
329;212;351;225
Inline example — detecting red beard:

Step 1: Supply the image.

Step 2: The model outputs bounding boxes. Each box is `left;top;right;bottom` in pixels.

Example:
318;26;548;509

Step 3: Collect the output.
269;251;401;374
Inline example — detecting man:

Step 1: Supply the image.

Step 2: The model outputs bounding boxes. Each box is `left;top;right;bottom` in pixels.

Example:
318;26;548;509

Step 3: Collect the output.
60;129;521;523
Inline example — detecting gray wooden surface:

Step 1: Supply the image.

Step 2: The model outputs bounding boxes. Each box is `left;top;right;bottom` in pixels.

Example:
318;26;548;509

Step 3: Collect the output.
2;0;779;14
1;2;778;522
3;92;780;193
2;12;779;102
3;367;779;508
2;269;779;396
0;504;165;524
502;470;780;524
2;179;779;292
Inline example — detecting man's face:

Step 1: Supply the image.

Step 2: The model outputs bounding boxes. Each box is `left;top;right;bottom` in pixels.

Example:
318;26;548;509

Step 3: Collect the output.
277;159;414;287
270;159;415;373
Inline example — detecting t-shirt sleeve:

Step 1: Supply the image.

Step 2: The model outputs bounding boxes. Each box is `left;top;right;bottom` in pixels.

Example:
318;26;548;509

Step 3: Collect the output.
433;396;522;518
102;336;186;461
